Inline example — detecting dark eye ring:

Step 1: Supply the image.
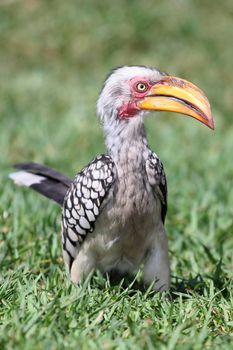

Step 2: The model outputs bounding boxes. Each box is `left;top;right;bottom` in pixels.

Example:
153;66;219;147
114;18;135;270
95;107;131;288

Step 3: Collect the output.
136;82;148;92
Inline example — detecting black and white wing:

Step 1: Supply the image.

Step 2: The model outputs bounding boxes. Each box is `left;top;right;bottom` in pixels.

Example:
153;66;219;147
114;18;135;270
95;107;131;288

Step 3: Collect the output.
146;152;167;223
61;155;116;269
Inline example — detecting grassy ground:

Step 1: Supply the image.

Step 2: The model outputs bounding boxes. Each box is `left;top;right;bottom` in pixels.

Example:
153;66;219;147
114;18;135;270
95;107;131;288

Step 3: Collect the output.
0;0;233;349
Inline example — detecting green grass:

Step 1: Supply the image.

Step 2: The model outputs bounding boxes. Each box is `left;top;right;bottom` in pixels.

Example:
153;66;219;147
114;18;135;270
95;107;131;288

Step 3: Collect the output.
0;0;233;349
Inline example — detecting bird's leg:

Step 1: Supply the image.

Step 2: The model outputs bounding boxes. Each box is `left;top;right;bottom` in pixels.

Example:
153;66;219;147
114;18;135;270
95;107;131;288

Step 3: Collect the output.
143;224;170;292
70;249;95;284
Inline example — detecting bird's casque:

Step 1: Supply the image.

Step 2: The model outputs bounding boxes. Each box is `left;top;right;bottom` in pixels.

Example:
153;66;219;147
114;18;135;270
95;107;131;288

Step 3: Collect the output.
10;66;214;291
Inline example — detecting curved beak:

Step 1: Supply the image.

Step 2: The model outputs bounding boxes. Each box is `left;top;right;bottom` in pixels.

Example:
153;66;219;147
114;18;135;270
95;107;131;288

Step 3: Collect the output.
137;76;214;130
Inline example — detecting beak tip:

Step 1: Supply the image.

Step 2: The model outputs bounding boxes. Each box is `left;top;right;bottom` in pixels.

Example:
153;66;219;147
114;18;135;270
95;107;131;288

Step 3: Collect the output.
207;116;215;130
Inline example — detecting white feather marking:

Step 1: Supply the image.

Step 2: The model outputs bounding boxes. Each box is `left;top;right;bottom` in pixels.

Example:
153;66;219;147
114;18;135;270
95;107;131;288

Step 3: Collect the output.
98;170;104;179
67;227;79;242
79;216;90;230
68;217;76;225
76;183;82;197
91;190;98;199
93;203;99;215
85;210;95;222
86;199;94;209
96;161;102;169
77;205;85;216
92;180;100;189
96;182;102;192
9;171;45;187
107;176;113;183
65;239;76;258
99;189;105;197
87;178;92;188
92;170;100;179
65;209;71;218
67;197;72;209
82;187;90;199
71;208;79;220
75;203;81;211
77;188;82;197
75;223;86;235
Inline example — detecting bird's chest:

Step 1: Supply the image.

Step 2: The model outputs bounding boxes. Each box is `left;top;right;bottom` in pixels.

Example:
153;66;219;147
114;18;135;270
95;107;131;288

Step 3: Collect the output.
112;167;153;223
94;165;160;271
86;138;161;271
104;153;159;236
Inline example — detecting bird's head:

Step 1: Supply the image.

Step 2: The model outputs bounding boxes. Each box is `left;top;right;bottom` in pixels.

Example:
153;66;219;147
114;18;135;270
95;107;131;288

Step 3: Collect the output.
97;66;214;130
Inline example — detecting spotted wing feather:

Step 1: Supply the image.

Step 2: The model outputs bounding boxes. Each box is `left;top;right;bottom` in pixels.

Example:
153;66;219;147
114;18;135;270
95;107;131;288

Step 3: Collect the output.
62;155;116;269
146;152;167;223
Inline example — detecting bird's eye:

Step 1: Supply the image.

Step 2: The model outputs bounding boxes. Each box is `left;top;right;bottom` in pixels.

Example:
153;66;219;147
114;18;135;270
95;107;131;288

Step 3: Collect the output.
135;82;148;93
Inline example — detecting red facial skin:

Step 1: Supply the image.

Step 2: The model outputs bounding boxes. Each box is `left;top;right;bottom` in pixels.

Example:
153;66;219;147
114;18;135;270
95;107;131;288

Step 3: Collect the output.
118;77;154;119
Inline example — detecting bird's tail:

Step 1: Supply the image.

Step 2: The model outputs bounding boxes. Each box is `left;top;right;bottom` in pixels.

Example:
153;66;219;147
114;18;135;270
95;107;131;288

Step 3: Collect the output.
9;162;72;206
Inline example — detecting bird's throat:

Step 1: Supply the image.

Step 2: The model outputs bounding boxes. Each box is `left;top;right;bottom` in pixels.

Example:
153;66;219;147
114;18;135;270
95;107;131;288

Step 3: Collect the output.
104;115;153;225
104;115;149;166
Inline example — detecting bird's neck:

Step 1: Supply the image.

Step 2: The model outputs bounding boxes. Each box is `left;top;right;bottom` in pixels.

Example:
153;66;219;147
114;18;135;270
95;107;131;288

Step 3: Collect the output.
103;113;149;164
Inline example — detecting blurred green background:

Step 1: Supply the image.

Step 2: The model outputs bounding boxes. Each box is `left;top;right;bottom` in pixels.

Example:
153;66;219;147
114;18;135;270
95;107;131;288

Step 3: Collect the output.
0;1;233;349
0;0;233;164
1;0;233;169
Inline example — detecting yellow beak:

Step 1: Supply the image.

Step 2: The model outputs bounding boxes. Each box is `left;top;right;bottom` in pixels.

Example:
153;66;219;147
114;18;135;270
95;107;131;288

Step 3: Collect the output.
137;76;214;129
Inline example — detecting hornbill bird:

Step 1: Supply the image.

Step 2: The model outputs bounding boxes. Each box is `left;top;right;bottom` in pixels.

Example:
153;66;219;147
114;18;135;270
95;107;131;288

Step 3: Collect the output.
10;66;214;291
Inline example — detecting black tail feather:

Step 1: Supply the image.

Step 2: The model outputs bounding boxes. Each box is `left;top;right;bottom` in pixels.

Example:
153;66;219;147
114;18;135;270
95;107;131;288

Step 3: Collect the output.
12;162;72;206
14;162;72;187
